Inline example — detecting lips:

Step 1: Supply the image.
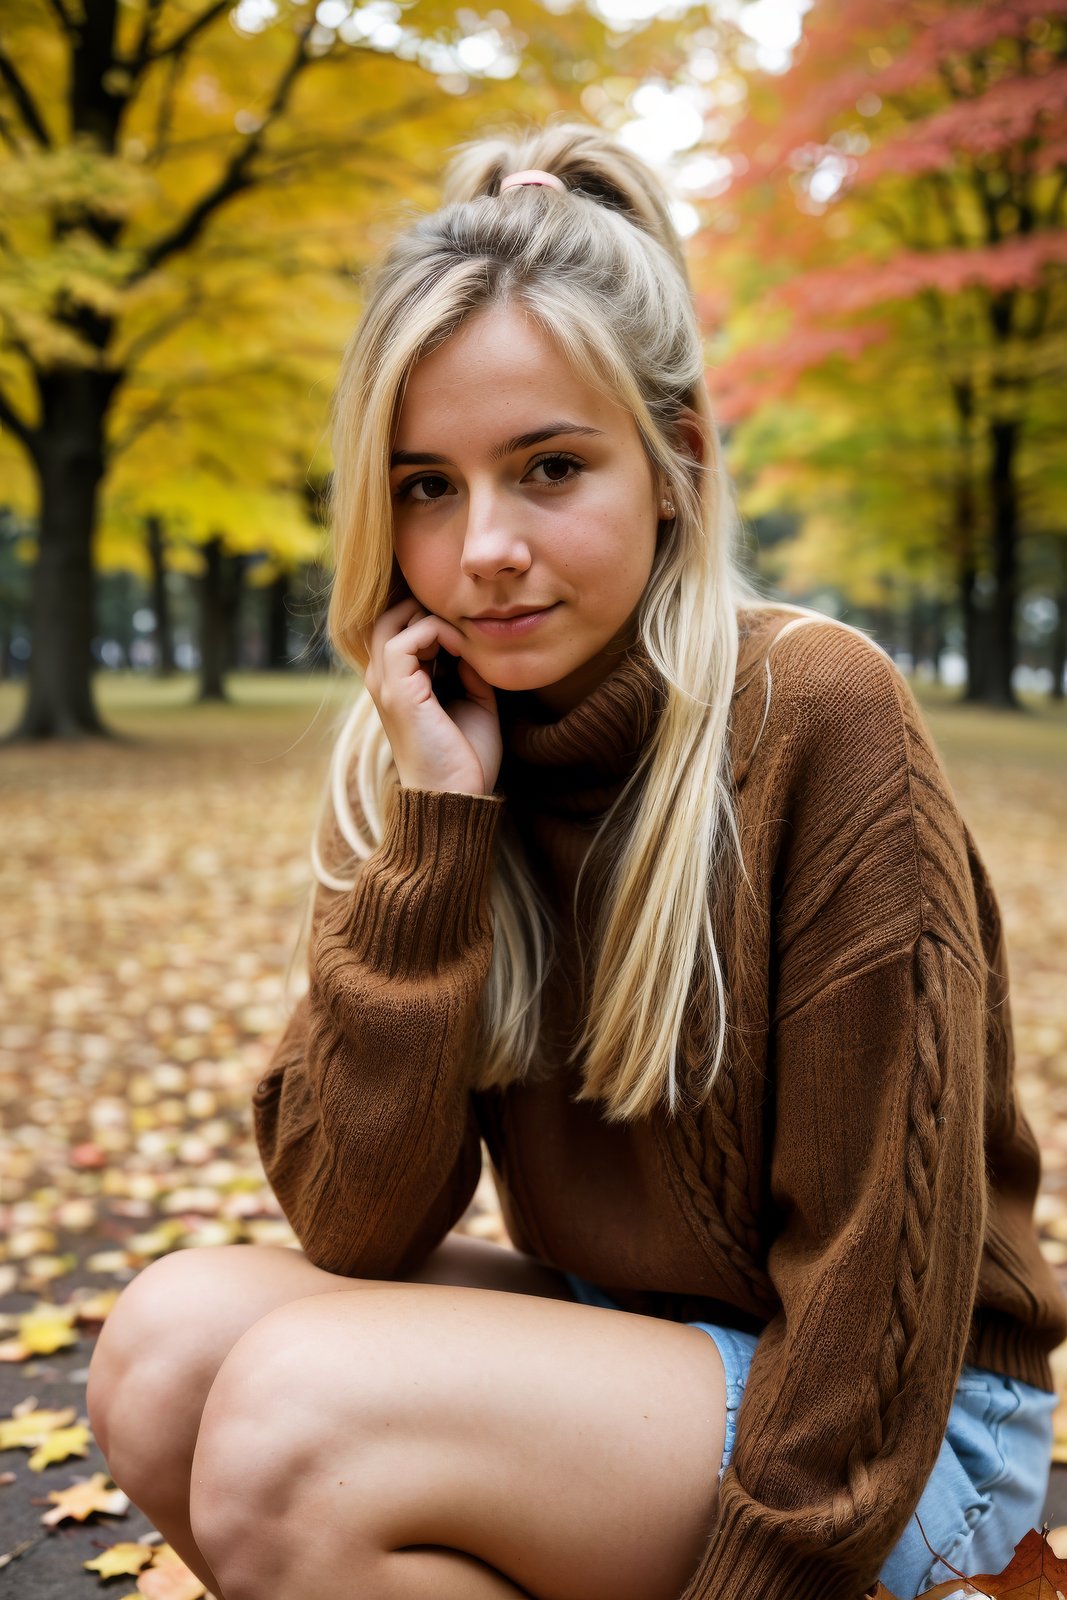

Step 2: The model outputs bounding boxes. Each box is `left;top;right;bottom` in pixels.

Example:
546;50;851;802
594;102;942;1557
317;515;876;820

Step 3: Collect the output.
469;606;553;619
467;603;560;637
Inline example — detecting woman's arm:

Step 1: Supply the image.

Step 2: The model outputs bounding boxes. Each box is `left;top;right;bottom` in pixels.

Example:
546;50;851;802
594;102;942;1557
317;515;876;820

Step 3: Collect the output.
252;784;504;1280
681;627;992;1600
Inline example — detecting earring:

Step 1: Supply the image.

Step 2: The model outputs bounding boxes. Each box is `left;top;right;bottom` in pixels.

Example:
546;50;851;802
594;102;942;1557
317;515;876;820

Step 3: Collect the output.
661;498;676;518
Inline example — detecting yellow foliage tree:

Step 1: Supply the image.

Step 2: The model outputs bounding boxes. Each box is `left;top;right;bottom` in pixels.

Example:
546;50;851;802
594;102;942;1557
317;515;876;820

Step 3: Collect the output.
0;0;701;737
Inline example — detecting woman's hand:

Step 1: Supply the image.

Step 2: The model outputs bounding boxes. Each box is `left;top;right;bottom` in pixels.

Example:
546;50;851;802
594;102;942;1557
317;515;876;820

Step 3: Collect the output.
362;598;502;797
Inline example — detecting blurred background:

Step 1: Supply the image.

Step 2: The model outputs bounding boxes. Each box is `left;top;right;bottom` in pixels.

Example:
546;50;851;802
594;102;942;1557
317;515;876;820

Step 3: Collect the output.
1;0;1065;1588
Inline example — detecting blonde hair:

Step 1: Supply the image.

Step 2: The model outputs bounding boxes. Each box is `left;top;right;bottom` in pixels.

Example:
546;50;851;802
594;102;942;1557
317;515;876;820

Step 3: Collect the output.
296;117;885;1122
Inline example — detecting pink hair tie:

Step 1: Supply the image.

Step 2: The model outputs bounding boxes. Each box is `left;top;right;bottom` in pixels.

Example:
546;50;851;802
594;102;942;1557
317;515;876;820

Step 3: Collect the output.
499;169;566;193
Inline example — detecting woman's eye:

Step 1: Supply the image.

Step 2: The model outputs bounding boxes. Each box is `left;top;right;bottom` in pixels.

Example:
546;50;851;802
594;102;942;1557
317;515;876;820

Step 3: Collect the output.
400;474;453;504
528;453;583;484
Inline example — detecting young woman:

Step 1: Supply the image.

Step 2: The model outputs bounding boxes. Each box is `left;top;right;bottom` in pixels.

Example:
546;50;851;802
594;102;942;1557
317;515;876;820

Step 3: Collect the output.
87;121;1065;1600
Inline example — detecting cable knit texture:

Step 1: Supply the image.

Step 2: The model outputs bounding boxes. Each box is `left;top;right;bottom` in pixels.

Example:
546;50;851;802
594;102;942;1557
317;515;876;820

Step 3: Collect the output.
253;607;1066;1600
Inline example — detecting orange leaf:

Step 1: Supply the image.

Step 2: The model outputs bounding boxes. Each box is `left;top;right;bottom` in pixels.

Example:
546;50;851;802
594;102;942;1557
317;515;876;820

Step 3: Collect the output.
964;1526;1067;1597
39;1472;129;1527
873;1526;1067;1599
136;1557;207;1599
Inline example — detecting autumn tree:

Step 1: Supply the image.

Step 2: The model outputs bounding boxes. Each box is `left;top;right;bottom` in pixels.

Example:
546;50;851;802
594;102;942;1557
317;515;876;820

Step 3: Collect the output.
695;0;1066;704
1;0;702;740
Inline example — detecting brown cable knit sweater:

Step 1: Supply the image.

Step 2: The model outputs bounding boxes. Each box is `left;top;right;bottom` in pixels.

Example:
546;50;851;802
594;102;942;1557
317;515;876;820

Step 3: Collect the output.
252;605;1066;1600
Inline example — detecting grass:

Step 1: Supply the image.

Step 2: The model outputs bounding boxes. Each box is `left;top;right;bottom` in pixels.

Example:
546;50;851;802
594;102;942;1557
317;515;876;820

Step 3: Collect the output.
0;670;358;750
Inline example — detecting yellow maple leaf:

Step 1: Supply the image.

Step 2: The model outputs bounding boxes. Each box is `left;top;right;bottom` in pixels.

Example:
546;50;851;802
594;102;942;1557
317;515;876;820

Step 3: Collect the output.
40;1472;129;1527
28;1423;91;1470
84;1540;157;1578
18;1303;79;1355
0;1404;77;1449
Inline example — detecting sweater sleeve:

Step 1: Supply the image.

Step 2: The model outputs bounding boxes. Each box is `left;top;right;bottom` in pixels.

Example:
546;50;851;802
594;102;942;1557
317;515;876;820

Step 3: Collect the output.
252;784;505;1280
680;632;991;1600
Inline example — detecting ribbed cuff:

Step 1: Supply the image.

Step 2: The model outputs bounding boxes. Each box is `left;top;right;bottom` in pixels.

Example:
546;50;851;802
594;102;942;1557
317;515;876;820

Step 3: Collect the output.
967;1308;1058;1392
340;786;504;976
678;1477;867;1600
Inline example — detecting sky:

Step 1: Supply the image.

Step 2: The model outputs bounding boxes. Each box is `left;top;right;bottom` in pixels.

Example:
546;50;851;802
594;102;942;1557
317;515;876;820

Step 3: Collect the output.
237;0;814;235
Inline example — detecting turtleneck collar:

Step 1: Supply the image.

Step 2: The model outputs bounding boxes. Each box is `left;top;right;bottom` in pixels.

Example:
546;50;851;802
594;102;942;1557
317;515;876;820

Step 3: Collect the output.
495;637;666;821
493;609;781;821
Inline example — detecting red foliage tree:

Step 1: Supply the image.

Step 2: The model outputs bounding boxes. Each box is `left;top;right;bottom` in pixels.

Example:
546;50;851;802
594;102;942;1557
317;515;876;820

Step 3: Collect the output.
705;0;1066;705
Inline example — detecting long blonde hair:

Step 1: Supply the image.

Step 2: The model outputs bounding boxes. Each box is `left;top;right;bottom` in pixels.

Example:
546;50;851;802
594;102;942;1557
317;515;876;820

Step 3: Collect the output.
298;117;885;1122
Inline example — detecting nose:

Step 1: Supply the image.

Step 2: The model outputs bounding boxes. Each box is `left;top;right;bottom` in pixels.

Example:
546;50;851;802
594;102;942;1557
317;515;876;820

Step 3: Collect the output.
459;485;532;581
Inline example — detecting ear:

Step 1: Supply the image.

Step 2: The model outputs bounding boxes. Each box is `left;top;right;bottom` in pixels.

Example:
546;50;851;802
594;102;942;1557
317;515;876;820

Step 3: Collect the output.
656;405;706;511
673;404;706;470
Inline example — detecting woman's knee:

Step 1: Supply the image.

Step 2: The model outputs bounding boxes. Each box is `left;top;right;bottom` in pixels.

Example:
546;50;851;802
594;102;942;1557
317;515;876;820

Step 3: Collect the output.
87;1245;310;1453
188;1295;385;1569
87;1246;237;1460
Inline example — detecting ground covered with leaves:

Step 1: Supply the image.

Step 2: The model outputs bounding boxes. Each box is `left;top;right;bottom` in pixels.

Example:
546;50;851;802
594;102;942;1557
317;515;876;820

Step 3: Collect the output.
1;670;1065;1597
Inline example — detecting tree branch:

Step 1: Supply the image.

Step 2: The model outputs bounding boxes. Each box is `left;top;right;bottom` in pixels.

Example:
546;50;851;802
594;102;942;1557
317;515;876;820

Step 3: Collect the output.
127;22;317;286
41;0;78;35
117;293;204;369
925;170;969;250
143;0;232;65
148;48;186;165
128;0;167;75
0;101;23;155
109;359;285;456
107;394;175;459
0;42;52;147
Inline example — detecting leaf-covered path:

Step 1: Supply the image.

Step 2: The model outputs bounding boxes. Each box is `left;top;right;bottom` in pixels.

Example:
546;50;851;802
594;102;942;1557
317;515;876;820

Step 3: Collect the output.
1;673;1065;1595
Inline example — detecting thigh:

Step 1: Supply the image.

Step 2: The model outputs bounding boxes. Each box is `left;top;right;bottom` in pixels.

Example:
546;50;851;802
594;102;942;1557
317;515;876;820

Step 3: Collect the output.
191;1283;727;1600
88;1233;576;1446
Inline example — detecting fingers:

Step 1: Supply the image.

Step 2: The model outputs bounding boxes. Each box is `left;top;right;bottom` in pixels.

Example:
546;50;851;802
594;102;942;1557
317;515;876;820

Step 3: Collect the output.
385;615;448;684
365;599;466;698
454;653;496;712
360;597;501;795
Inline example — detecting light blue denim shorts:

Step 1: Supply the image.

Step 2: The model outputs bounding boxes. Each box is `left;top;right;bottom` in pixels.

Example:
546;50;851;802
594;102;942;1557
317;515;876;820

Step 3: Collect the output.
562;1272;1058;1600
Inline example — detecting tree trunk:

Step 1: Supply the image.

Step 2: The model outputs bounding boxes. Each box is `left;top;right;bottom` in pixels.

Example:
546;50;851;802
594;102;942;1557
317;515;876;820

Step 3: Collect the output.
146;515;175;677
945;377;992;705
198;536;232;703
267;571;292;668
227;554;250;670
115;570;134;666
907;595;926;677
985;416;1021;708
930;598;946;683
960;566;986;702
10;367;117;741
1051;541;1067;702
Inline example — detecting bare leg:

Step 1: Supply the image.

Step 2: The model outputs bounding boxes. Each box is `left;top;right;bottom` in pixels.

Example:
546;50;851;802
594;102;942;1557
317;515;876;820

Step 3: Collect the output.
87;1237;580;1600
189;1284;727;1600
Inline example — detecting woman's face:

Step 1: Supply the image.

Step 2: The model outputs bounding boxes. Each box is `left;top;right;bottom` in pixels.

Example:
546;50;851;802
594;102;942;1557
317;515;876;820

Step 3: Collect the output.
389;301;664;715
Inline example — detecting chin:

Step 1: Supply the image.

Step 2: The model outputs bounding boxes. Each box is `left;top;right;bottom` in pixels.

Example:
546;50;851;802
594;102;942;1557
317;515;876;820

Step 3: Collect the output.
478;659;560;694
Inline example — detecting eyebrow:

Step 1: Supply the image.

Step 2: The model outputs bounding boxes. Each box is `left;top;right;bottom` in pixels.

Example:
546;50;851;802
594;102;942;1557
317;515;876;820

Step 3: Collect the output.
389;422;604;469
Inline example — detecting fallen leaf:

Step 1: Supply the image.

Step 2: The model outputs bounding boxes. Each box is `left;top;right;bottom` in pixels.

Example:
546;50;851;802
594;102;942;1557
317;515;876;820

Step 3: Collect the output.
71;1288;121;1324
28;1423;91;1470
0;1404;77;1450
17;1302;80;1355
39;1472;129;1527
137;1551;207;1599
83;1540;157;1578
874;1524;1067;1598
